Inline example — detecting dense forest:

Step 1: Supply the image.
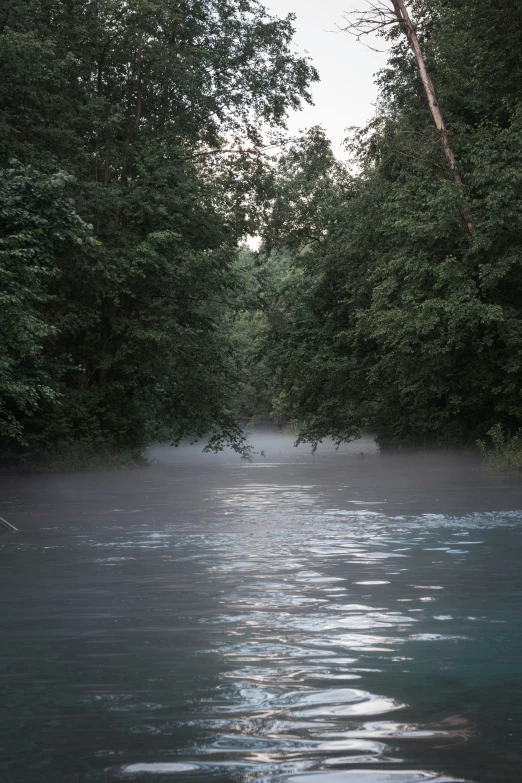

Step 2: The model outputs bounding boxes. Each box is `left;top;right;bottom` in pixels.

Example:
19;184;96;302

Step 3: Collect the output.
2;0;522;468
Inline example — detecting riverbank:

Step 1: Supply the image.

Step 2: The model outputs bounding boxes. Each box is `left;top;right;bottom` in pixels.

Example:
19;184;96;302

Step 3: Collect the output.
0;428;377;474
1;423;521;474
0;443;147;474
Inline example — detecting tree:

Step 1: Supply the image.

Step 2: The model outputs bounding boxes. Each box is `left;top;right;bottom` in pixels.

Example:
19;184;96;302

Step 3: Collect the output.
342;1;466;206
0;163;91;443
0;0;318;464
258;0;522;449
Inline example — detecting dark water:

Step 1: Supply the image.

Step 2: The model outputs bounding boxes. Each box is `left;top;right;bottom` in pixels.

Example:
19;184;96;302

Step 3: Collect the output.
1;433;522;783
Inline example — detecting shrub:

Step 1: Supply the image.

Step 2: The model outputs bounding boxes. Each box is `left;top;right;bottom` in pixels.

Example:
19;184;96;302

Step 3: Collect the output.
478;424;522;471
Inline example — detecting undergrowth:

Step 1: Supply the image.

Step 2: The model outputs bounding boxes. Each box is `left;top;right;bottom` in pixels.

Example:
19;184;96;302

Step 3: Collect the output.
0;443;147;473
477;424;522;471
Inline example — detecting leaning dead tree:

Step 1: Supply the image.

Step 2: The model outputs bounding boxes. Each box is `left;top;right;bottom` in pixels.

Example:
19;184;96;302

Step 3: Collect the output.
342;0;471;231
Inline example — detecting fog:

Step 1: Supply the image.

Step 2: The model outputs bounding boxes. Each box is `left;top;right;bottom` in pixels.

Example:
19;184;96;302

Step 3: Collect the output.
148;428;378;466
2;430;522;783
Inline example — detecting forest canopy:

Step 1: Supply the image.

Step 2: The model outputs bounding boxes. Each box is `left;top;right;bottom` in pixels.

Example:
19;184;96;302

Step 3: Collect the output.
255;0;522;451
2;0;522;467
0;0;316;466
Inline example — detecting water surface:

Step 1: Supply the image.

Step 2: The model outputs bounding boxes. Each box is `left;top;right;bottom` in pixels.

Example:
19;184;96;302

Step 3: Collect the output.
1;434;522;782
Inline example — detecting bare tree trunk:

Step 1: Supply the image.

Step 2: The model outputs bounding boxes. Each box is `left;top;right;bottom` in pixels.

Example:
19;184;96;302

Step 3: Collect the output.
342;1;471;231
391;0;459;183
391;0;471;231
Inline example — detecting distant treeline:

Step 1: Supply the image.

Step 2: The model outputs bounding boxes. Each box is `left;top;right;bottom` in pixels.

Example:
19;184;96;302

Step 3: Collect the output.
2;0;522;468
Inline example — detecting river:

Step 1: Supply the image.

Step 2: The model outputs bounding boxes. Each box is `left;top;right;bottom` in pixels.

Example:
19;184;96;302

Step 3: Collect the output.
1;432;522;783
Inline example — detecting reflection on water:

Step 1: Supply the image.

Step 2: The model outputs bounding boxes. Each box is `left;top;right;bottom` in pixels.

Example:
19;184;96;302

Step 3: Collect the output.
1;434;522;782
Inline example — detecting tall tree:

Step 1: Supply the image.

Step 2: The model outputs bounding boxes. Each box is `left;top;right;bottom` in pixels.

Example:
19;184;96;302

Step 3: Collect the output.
342;1;463;188
258;0;522;449
0;0;318;464
0;163;91;443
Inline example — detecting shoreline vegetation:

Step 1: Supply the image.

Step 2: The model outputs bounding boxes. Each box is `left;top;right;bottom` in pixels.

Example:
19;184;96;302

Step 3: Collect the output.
0;445;148;474
2;1;522;474
1;430;519;474
478;426;522;473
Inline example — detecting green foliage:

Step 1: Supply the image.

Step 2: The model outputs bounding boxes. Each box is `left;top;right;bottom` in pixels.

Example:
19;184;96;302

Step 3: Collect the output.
1;440;147;473
257;0;522;451
231;248;294;426
0;162;91;442
478;425;522;472
7;0;522;465
0;0;317;467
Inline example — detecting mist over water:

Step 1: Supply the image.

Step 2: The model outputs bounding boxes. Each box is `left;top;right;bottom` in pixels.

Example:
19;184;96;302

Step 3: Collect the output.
1;431;522;783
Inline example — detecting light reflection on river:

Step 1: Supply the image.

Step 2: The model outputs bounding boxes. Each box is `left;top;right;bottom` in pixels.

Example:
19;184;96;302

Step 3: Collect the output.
1;433;522;783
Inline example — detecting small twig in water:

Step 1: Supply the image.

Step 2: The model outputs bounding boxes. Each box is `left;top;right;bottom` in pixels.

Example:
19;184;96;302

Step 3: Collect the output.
0;515;18;532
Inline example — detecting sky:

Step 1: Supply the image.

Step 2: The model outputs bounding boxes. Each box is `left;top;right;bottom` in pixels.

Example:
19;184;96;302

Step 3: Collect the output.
261;0;389;158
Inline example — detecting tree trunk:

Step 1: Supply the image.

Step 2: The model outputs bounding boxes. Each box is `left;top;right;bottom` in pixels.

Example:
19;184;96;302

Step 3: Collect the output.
391;0;459;181
391;0;471;231
110;42;143;228
125;42;143;147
